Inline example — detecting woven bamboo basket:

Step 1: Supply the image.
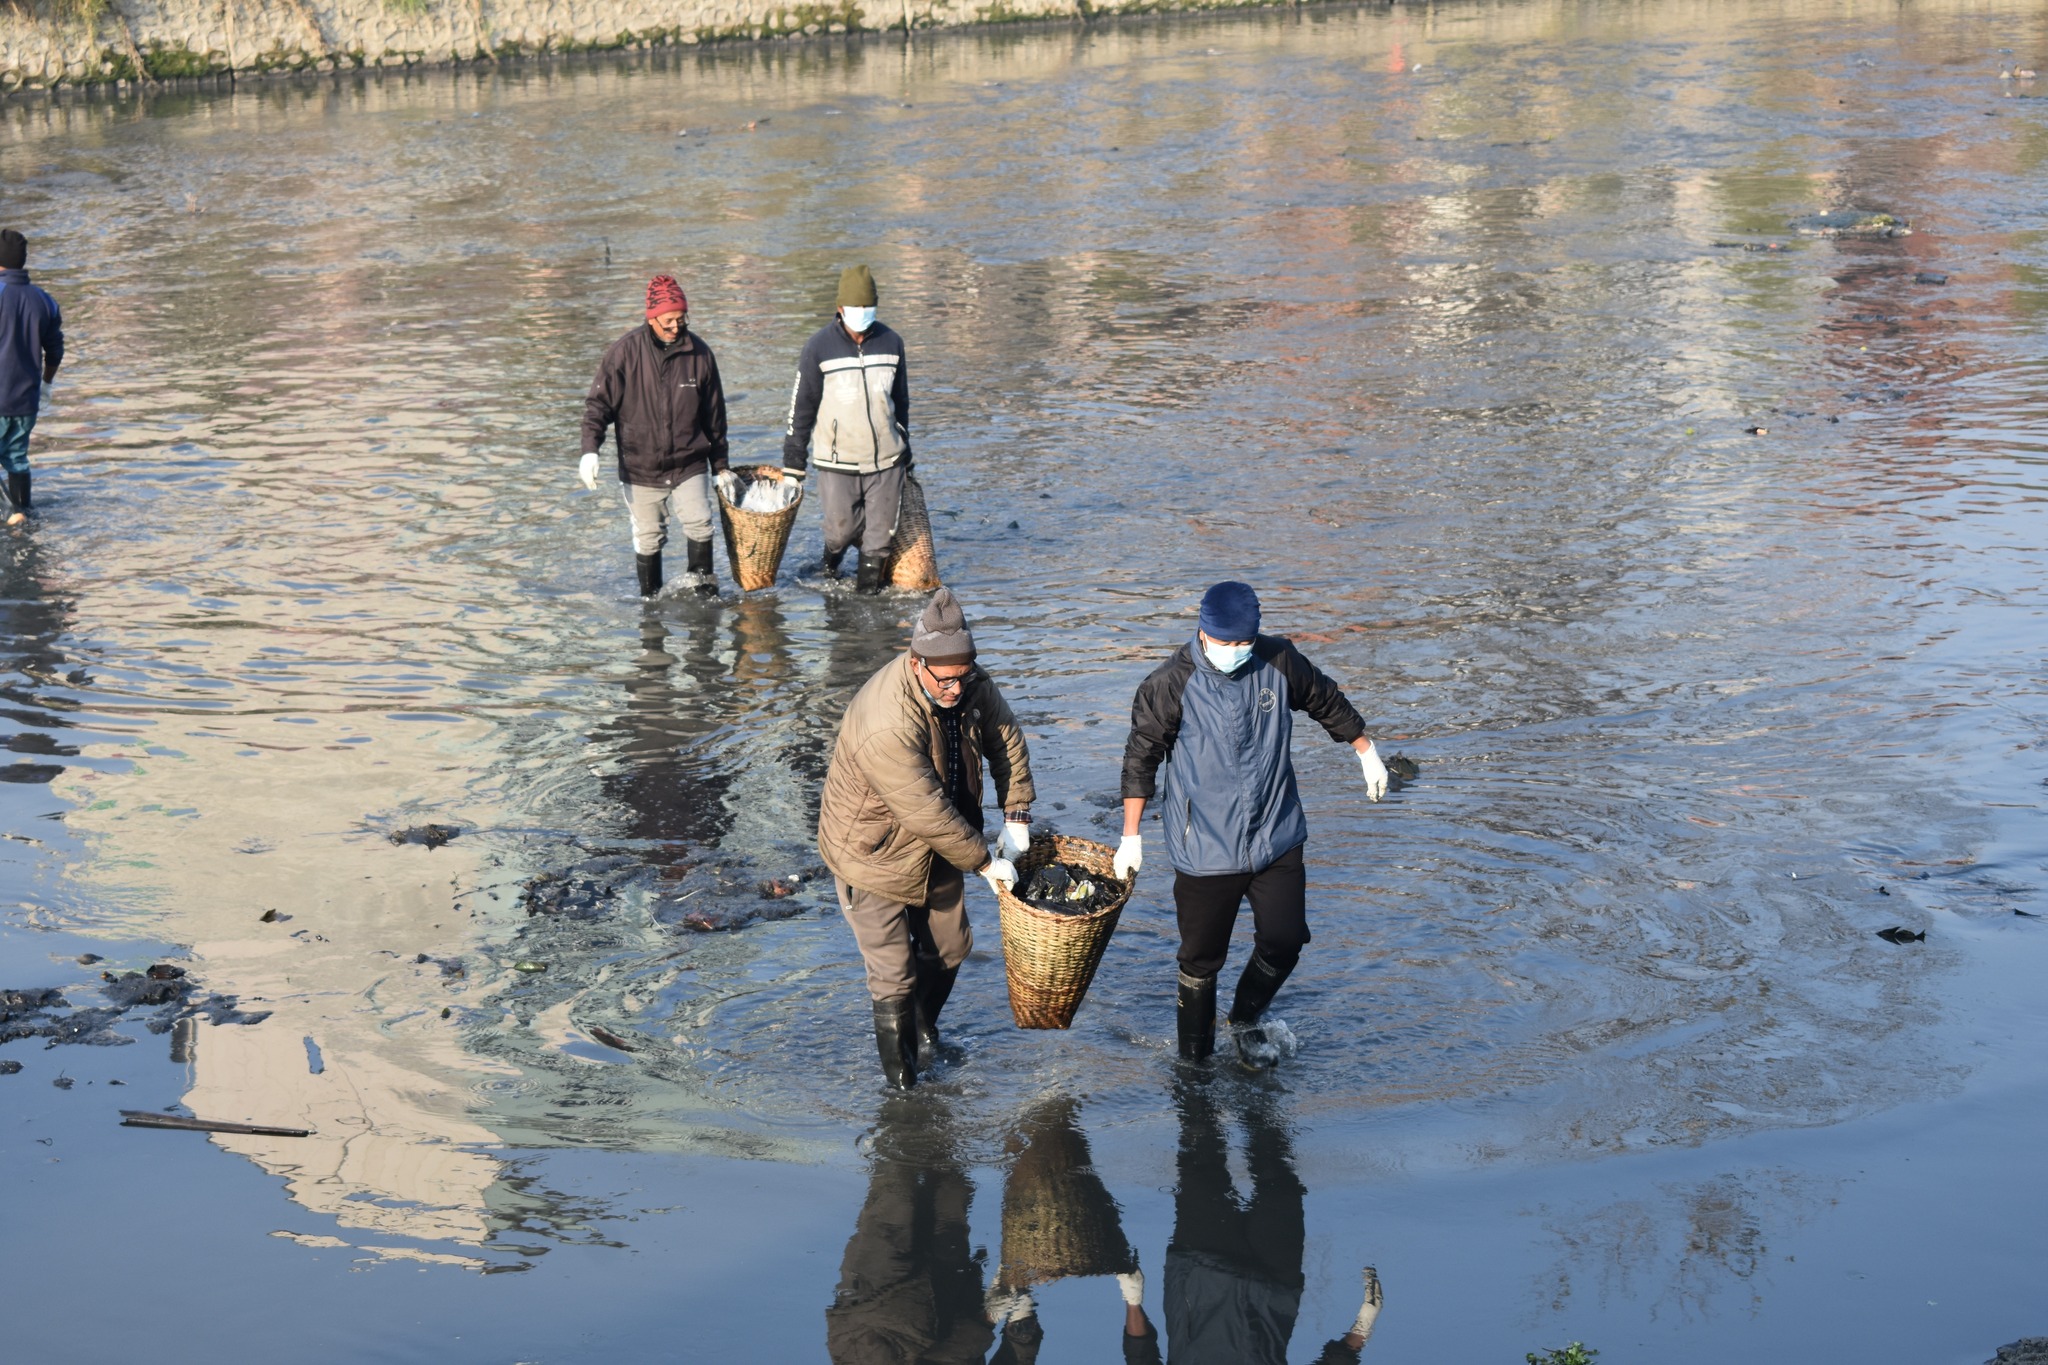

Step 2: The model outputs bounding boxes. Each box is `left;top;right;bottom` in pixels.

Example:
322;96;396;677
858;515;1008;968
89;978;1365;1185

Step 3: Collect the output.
716;465;805;591
995;834;1132;1030
886;472;941;591
995;1097;1139;1291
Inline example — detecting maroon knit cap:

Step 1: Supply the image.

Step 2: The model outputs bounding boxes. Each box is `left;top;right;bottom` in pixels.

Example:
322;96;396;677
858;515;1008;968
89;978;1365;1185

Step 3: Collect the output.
645;274;687;320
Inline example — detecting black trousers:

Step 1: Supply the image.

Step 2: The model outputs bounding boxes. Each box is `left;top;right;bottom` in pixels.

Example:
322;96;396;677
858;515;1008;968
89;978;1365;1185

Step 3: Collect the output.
1172;843;1309;980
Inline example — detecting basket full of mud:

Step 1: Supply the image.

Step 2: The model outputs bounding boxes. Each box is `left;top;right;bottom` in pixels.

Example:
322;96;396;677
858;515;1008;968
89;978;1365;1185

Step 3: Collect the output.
885;472;941;591
995;834;1132;1029
716;465;805;591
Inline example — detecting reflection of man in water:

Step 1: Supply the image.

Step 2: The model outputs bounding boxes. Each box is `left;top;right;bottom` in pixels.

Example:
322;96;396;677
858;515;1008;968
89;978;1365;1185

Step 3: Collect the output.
825;1097;998;1365
1124;1082;1383;1365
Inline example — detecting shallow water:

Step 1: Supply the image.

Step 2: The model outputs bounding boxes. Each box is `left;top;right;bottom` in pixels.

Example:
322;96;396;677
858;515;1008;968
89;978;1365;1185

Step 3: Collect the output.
3;1;2047;1360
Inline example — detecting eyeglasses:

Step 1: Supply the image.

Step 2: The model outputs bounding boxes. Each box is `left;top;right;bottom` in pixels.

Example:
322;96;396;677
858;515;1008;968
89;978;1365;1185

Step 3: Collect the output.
916;660;977;693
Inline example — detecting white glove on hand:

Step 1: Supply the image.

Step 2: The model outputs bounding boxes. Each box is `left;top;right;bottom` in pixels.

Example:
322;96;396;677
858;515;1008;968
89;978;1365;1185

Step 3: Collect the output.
984;1286;1035;1326
1358;742;1389;802
1000;821;1031;859
1115;1269;1145;1307
1350;1266;1383;1342
779;465;806;483
980;856;1018;893
1113;834;1143;880
715;469;742;503
578;451;600;491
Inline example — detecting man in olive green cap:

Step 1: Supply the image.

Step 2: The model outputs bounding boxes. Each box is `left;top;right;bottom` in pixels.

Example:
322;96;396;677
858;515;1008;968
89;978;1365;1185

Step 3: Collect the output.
781;264;914;593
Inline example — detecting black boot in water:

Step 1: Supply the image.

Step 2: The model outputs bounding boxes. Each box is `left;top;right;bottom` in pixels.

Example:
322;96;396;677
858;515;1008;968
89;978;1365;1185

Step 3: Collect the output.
635;552;662;599
1227;950;1294;1027
3;470;27;521
819;545;846;580
1177;971;1216;1062
913;953;959;1062
872;995;919;1090
685;538;717;596
854;554;884;595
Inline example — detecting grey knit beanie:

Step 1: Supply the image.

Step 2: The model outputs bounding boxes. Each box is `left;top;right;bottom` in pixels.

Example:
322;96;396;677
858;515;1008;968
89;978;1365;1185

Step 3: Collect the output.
911;587;975;665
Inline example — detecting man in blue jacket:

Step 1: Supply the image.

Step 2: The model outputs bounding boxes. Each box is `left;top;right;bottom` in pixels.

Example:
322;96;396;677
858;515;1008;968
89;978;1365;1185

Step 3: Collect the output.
1117;582;1390;1065
0;229;64;526
779;265;911;594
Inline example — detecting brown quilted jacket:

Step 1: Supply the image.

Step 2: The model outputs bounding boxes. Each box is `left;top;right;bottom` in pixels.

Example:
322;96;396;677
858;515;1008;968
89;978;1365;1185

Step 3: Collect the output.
818;653;1035;903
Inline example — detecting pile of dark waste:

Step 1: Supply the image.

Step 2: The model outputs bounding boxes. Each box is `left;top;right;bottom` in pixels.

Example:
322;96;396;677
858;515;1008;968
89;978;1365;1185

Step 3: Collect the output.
1;965;270;1059
1016;863;1123;916
1385;753;1420;790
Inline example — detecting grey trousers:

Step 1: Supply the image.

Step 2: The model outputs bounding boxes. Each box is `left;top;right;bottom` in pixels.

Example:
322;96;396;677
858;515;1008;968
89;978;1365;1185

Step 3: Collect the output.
836;860;971;1002
818;463;906;560
622;473;714;555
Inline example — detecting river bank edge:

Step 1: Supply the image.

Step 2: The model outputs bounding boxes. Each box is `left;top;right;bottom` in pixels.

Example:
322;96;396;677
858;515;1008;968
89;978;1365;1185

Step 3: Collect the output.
0;0;1365;101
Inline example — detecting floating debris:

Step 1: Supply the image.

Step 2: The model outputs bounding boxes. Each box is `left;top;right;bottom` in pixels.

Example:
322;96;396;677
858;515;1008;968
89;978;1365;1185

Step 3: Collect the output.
120;1110;311;1138
512;961;549;974
389;823;461;849
1746;425;1770;435
0;1059;20;1075
1914;271;1949;285
1385;753;1421;791
259;908;290;923
1788;210;1911;237
587;1024;638;1053
1876;926;1926;944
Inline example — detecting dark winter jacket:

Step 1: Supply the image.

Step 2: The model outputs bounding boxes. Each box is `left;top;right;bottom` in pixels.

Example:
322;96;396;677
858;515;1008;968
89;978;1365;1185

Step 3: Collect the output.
1120;635;1365;877
580;325;728;488
0;269;63;419
781;320;909;475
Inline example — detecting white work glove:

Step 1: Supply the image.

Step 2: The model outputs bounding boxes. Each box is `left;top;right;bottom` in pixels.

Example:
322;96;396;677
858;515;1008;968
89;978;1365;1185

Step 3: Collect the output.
980;856;1018;893
714;469;741;504
578;451;600;491
1358;742;1389;802
999;820;1031;859
984;1285;1035;1326
1115;1269;1145;1307
1113;834;1142;880
1349;1266;1383;1343
779;465;806;483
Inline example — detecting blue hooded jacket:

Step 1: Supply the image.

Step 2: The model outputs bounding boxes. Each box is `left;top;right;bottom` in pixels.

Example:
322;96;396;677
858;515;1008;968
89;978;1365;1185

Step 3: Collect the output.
1121;634;1367;877
0;269;63;419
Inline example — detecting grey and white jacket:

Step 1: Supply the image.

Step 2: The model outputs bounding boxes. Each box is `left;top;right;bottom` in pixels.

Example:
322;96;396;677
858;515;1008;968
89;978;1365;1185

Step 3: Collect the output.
781;319;910;475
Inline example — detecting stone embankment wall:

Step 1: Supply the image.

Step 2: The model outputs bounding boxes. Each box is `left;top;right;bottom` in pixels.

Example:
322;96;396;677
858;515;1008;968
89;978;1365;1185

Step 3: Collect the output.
0;0;1286;92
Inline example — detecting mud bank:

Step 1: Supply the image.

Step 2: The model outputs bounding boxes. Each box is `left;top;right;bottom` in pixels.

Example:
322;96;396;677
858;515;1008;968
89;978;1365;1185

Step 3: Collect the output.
0;0;1299;94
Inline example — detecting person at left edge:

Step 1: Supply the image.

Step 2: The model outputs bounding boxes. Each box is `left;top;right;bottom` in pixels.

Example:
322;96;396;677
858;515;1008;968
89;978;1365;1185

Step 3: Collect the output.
578;274;731;598
0;228;63;527
817;588;1037;1090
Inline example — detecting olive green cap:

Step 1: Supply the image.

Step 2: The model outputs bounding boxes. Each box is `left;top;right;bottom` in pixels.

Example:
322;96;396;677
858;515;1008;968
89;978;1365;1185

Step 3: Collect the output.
836;264;878;308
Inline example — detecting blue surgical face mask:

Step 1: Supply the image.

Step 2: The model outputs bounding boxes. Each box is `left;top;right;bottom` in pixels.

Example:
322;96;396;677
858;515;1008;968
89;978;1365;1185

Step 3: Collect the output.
842;306;876;333
1203;639;1254;673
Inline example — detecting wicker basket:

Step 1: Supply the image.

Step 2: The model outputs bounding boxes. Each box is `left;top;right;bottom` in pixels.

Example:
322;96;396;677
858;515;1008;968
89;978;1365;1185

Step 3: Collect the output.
716;465;805;591
886;472;941;591
995;834;1132;1030
995;1096;1139;1291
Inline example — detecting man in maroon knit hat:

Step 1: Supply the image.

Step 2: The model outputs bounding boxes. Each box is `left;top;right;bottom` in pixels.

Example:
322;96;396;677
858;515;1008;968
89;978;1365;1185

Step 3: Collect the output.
579;274;731;598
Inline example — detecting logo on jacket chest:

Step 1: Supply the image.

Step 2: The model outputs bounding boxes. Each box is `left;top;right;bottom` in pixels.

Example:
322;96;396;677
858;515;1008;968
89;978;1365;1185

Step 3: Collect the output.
1257;687;1277;713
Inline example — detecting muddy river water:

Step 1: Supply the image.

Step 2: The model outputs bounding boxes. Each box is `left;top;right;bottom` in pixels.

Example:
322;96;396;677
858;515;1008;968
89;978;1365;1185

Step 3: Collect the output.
3;1;2046;1360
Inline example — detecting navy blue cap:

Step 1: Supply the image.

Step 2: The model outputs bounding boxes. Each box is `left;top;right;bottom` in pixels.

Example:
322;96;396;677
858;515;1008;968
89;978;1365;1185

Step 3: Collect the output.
1198;581;1260;642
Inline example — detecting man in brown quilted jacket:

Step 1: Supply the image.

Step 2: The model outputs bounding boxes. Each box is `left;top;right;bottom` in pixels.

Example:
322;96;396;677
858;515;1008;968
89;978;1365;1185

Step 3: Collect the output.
818;588;1036;1089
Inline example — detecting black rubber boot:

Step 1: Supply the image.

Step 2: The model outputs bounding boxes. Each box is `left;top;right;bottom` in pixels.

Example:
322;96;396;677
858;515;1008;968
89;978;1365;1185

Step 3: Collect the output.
872;995;919;1090
3;470;27;519
634;551;662;599
685;538;717;596
819;545;847;581
1177;970;1216;1062
855;553;885;595
1227;949;1295;1027
913;953;959;1060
